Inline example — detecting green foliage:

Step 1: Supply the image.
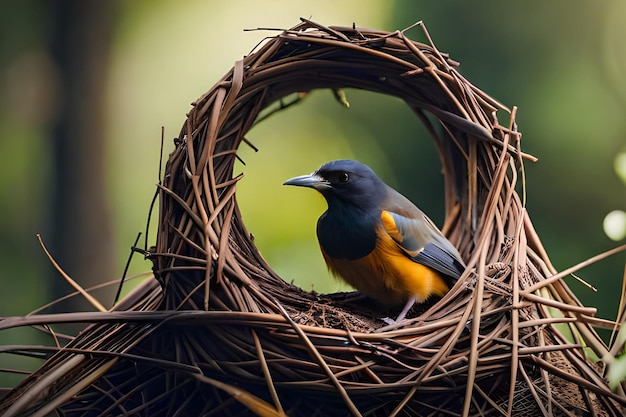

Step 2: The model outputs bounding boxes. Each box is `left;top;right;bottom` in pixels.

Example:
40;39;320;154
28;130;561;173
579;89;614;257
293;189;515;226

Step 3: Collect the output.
608;325;626;390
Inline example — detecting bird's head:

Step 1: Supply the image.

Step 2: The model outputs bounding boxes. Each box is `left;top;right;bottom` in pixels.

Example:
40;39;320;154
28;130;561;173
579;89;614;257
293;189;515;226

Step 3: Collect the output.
283;160;386;210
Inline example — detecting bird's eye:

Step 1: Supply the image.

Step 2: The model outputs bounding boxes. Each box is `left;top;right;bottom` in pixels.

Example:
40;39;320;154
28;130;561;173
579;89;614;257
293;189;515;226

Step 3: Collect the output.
339;172;349;182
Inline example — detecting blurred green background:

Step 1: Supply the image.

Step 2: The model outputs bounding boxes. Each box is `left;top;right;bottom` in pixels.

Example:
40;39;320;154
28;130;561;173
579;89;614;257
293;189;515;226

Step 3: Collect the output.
1;0;625;385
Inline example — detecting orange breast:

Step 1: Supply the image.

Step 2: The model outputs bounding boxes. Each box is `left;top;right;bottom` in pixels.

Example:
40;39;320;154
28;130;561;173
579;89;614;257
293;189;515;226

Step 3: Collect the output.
322;225;450;306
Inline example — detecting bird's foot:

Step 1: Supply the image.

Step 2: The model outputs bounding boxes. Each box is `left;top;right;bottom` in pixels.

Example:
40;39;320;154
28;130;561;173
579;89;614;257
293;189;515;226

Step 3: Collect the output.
381;316;397;325
381;296;417;325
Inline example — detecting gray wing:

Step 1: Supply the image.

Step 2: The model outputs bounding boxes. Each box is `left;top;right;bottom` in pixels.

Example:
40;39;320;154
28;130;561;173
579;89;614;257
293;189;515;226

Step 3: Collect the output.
380;187;465;281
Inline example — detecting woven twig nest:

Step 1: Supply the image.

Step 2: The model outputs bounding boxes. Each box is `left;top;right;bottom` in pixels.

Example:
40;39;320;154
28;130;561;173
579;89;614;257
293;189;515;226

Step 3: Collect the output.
2;19;625;417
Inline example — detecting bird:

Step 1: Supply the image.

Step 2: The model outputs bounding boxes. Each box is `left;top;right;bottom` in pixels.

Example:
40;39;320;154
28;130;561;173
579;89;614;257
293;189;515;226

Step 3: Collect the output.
283;159;465;322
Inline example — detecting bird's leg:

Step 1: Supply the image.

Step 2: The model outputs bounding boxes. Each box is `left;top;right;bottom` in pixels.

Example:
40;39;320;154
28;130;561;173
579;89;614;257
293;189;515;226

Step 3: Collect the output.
382;296;416;325
395;295;416;322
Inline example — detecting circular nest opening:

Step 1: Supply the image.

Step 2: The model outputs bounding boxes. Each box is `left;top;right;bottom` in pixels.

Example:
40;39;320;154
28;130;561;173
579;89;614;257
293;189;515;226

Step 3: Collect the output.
156;20;510;319
2;19;624;417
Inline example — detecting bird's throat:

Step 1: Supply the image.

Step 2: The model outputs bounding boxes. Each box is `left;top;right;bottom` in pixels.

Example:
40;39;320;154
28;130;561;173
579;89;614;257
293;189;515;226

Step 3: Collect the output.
317;206;378;260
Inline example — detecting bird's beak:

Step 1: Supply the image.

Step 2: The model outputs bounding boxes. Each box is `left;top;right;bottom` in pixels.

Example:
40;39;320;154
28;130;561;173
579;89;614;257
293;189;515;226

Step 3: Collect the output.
283;173;331;191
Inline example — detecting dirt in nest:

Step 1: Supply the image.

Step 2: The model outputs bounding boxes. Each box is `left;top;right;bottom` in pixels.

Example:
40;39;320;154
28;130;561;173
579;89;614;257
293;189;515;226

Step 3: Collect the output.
286;290;443;332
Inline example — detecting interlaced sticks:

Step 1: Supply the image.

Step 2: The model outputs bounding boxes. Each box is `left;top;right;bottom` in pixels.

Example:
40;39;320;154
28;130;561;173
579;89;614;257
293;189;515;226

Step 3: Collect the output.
123;19;626;416
2;19;626;417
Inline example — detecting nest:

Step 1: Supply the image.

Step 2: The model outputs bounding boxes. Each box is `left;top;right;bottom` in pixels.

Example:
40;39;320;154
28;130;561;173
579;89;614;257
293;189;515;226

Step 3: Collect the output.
2;19;626;416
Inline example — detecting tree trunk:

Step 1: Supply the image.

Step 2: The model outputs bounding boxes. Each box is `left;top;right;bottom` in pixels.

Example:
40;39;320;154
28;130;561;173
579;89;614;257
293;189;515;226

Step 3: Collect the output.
48;0;117;312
